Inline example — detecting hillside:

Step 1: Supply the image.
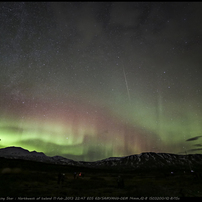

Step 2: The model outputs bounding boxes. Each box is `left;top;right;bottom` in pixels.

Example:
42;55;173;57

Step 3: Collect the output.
0;147;202;171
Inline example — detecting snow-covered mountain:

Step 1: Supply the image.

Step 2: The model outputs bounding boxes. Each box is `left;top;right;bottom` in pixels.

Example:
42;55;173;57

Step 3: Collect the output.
1;146;202;171
85;152;202;171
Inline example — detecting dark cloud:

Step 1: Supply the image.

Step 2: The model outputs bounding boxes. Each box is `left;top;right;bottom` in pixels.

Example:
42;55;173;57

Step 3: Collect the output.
186;136;202;141
193;144;202;147
187;148;202;153
0;126;23;133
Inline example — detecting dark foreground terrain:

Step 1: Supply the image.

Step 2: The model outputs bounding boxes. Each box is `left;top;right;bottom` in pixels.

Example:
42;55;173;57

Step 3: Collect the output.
0;157;202;198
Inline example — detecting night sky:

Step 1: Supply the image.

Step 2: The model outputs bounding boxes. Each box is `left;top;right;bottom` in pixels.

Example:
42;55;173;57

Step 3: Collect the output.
0;2;202;161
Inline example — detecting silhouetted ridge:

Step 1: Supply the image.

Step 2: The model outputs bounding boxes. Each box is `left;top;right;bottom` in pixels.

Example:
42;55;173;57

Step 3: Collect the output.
0;147;202;171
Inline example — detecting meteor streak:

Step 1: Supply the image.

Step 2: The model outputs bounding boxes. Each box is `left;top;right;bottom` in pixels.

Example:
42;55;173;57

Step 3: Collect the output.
122;62;131;104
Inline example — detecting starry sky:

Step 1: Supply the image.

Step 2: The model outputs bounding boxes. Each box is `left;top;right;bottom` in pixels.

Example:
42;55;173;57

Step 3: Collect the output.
0;2;202;161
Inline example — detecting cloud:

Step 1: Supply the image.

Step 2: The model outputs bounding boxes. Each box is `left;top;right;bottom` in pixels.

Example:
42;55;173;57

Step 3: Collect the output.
110;2;142;27
77;16;103;45
193;144;202;147
0;126;23;133
186;136;202;141
187;148;202;152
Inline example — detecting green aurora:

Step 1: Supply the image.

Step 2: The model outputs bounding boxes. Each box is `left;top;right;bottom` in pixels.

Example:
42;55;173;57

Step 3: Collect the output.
0;2;202;161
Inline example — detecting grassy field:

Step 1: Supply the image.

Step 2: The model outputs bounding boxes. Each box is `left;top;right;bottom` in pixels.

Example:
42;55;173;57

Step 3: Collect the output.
0;158;202;198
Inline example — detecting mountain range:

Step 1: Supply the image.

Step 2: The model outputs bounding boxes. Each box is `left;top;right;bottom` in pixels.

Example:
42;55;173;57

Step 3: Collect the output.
1;146;202;171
